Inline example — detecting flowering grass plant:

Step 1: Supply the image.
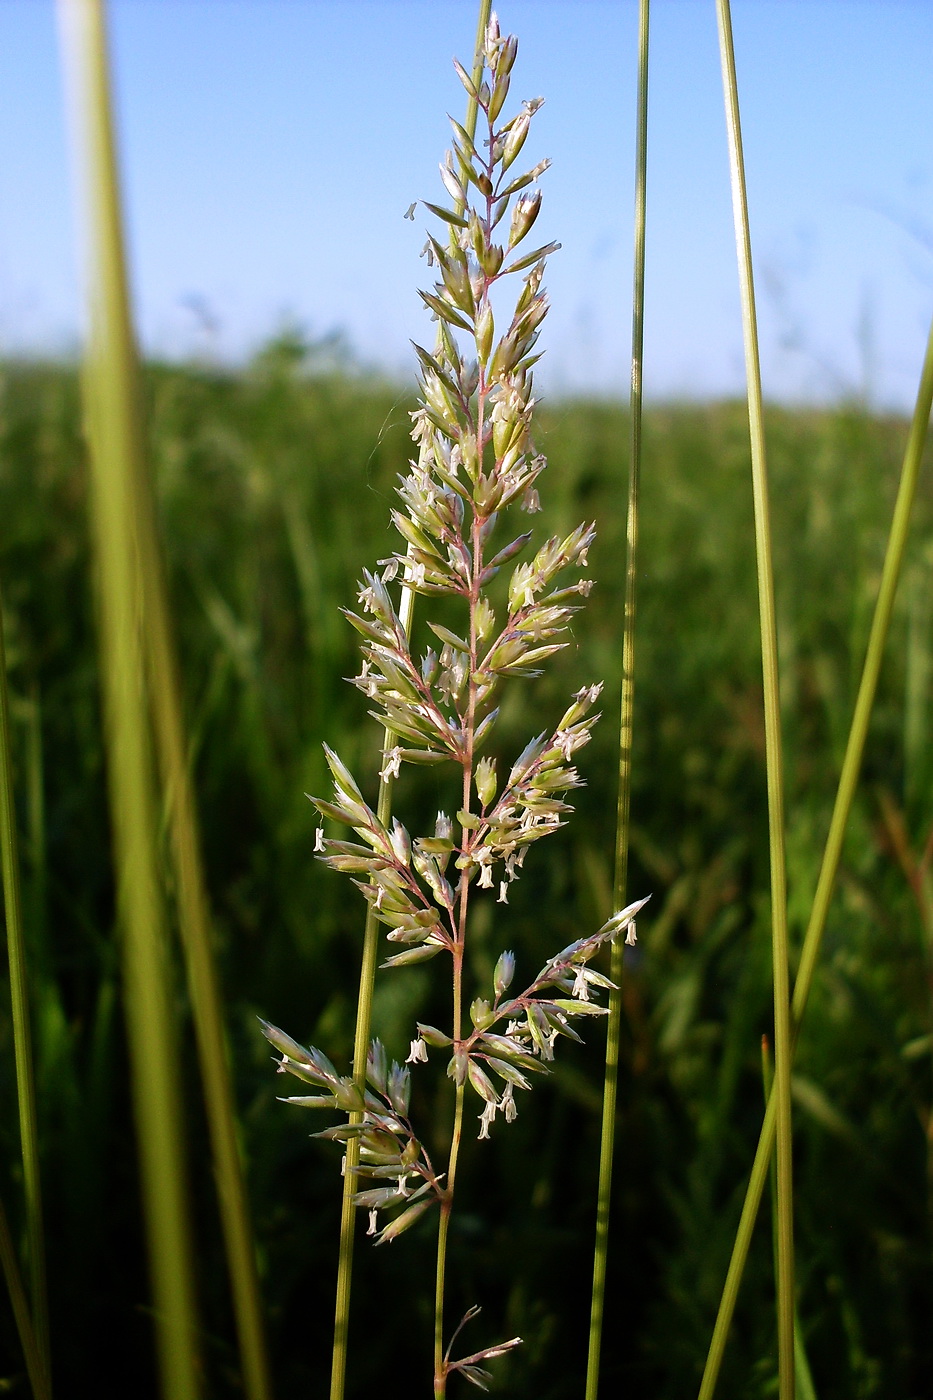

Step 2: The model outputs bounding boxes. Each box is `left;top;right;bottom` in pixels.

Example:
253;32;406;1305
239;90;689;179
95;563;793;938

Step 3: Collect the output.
261;14;645;1394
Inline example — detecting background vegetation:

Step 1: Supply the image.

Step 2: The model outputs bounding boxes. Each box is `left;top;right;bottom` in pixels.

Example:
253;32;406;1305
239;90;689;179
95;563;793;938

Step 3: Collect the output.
0;342;930;1396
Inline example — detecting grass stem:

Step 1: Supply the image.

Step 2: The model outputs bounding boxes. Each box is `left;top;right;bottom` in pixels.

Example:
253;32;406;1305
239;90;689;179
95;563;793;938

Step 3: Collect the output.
0;1189;49;1400
58;2;201;1393
433;1079;465;1399
585;2;649;1395
715;3;794;1393
0;590;51;1396
698;310;933;1399
761;1040;818;1400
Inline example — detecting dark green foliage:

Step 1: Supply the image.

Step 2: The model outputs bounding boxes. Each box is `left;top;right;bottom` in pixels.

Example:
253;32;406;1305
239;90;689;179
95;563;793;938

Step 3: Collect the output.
0;348;930;1395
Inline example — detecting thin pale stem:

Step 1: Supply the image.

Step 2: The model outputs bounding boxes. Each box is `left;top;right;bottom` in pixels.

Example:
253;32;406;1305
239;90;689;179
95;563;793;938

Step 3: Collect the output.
329;9;491;1399
0;589;51;1396
698;310;933;1400
58;2;201;1394
761;1040;818;1400
586;3;649;1395
715;2;794;1394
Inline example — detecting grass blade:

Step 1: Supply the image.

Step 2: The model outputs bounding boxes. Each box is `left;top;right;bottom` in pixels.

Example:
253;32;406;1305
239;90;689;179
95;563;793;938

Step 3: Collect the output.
698;310;933;1400
0;589;51;1399
714;3;795;1393
57;2;201;1394
328;8;491;1397
125;191;275;1400
585;2;649;1395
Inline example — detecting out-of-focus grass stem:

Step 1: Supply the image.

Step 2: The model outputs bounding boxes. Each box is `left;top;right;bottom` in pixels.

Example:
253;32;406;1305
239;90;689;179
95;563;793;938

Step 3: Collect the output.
133;355;274;1400
715;2;794;1394
328;9;491;1397
698;312;933;1399
585;2;649;1396
0;1191;48;1400
57;2;201;1395
0;591;51;1398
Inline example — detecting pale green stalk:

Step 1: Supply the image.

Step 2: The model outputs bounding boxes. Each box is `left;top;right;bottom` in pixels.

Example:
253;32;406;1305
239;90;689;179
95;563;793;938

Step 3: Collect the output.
698;311;933;1400
0;1190;48;1400
57;2;201;1394
761;1041;818;1400
0;588;51;1399
328;7;491;1398
585;3;649;1396
715;3;794;1393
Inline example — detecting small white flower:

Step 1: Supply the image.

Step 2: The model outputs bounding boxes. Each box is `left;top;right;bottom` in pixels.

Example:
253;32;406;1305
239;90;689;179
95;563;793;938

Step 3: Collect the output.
555;730;576;762
478;1101;497;1140
375;886;385;911
478;864;494;890
404;202;416;220
406;1036;429;1065
314;826;325;853
572;967;590;1001
380;746;403;781
367;1208;378;1237
498;881;509;905
502;1084;517;1124
398;1175;410;1198
625;921;638;947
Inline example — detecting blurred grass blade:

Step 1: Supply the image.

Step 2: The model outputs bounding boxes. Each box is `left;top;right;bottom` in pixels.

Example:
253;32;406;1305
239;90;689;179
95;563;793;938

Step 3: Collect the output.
698;309;933;1400
126;154;275;1400
328;8;491;1398
0;590;51;1400
715;2;795;1394
57;2;201;1395
585;2;649;1396
0;1190;48;1400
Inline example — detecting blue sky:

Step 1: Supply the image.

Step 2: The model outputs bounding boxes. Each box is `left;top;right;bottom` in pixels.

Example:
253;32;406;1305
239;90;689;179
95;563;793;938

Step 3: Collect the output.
1;0;932;405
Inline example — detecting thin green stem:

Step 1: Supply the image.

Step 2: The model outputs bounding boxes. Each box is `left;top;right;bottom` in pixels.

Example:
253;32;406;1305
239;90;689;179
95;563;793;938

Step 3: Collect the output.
715;3;794;1394
586;3;649;1396
58;2;201;1394
0;591;51;1397
0;1189;49;1400
761;1040;818;1400
434;1078;466;1399
328;9;491;1398
698;311;933;1400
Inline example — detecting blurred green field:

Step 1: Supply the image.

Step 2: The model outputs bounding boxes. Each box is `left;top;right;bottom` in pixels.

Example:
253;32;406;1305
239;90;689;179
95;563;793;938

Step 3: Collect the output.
0;341;931;1397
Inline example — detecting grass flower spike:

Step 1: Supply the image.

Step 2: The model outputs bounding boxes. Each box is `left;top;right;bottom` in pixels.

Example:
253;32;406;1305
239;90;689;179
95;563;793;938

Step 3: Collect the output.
263;13;645;1393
